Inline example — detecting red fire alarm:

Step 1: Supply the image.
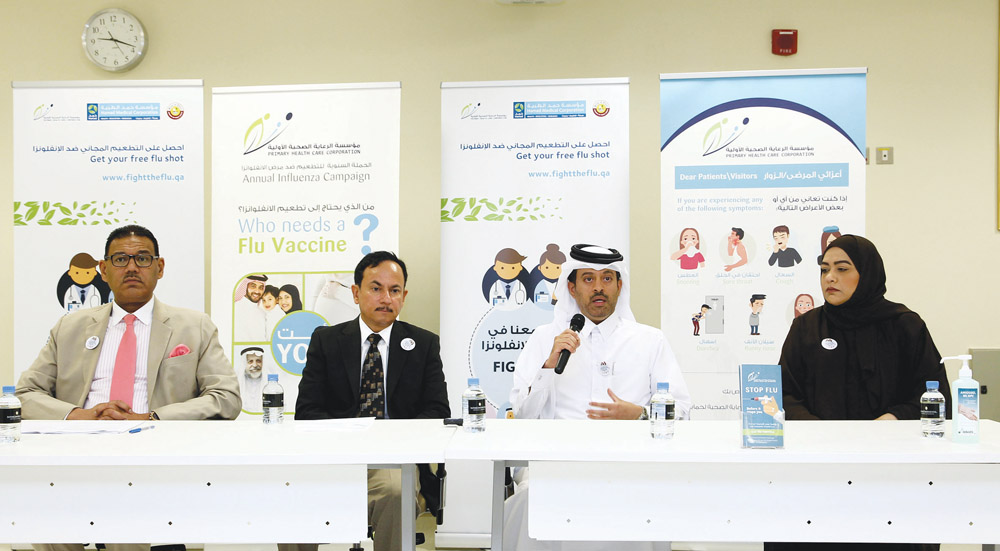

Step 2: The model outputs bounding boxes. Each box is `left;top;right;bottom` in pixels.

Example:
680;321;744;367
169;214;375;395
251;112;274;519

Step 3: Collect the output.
772;29;797;56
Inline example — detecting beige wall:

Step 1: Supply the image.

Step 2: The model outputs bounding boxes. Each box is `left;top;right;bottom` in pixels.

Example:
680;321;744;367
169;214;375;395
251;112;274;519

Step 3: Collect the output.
1;0;998;385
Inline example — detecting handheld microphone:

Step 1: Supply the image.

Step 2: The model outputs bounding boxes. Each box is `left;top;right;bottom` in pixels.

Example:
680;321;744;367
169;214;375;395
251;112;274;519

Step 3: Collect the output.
554;313;586;375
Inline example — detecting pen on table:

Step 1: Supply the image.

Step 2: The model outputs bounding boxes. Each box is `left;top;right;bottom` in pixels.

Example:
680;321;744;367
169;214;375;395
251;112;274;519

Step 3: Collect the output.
129;424;156;434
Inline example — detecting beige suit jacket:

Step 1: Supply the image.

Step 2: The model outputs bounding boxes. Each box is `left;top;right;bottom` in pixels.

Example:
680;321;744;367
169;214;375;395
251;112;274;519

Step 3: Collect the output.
17;299;241;420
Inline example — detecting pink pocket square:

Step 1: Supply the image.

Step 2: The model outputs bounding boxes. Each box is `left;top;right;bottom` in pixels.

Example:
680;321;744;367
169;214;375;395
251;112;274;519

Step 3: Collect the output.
169;344;191;358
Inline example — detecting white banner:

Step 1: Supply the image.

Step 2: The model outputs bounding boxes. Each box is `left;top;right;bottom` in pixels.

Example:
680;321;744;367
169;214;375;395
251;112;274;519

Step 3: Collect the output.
13;80;205;380
440;78;630;417
659;69;867;419
211;83;400;417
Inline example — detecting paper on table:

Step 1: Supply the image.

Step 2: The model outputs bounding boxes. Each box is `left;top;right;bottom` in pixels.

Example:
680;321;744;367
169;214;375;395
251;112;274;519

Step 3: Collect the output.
21;420;146;435
293;417;376;432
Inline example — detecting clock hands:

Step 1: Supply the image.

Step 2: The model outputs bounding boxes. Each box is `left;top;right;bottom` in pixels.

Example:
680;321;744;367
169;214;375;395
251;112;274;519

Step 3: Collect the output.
100;31;135;50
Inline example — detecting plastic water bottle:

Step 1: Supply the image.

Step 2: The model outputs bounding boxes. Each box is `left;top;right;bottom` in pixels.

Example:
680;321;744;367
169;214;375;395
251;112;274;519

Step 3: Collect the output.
920;380;946;438
650;382;675;439
0;386;22;444
462;378;486;433
262;374;284;424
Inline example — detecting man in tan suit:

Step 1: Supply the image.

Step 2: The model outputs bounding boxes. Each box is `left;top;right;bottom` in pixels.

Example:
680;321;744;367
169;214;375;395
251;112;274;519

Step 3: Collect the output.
16;224;240;551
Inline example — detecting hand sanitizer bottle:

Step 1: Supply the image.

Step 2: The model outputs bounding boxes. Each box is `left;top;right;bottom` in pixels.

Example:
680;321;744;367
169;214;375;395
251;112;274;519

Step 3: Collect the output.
945;355;979;443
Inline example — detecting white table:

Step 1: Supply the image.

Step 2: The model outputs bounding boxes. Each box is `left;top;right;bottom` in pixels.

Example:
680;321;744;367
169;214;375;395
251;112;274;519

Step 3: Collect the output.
445;418;1000;550
0;419;456;550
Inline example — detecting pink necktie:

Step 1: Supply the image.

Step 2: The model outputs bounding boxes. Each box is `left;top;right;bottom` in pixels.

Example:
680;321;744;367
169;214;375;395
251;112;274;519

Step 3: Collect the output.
109;314;137;407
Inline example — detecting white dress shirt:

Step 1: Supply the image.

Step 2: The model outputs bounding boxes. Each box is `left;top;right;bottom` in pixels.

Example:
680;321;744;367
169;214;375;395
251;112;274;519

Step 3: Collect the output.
84;298;155;413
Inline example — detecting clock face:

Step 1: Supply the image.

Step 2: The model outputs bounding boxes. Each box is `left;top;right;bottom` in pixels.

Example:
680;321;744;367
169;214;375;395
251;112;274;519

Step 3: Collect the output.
82;8;147;72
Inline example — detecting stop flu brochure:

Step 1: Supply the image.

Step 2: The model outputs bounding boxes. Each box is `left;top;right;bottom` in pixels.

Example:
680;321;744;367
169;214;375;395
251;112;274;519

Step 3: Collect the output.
739;364;784;448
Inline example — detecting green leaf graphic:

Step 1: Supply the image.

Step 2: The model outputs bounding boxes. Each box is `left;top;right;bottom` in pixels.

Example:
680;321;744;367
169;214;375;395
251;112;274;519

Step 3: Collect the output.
438;196;557;223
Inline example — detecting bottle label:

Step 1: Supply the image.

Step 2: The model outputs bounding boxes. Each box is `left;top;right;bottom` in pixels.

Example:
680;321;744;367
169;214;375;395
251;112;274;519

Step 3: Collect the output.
920;403;942;419
955;387;979;434
651;403;675;421
262;393;284;408
467;398;486;415
0;407;20;424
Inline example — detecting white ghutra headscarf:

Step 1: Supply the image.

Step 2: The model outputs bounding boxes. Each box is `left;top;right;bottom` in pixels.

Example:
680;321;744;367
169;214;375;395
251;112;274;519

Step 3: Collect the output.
552;244;634;325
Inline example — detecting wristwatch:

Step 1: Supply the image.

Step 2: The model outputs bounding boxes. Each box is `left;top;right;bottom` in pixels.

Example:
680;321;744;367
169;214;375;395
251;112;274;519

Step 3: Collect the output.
637;407;649;420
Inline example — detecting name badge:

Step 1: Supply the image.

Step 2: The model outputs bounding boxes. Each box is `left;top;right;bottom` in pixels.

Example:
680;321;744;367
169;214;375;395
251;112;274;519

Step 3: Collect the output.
599;361;613;376
821;338;838;350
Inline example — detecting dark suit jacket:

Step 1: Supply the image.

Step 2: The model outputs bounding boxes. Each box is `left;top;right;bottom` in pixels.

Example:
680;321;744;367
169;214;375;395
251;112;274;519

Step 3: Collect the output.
295;317;450;420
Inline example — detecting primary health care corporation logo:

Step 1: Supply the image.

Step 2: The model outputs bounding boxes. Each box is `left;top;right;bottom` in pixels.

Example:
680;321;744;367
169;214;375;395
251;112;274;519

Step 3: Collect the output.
33;104;54;120
33;103;81;122
459;101;507;121
702;115;750;156
243;111;293;155
460;102;481;119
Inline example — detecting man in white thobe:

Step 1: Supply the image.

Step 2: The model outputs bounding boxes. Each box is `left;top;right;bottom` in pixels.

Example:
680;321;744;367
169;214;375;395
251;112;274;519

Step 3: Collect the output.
505;244;692;551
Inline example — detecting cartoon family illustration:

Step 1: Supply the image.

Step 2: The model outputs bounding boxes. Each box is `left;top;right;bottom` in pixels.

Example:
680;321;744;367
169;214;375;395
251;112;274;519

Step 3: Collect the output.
481;244;565;309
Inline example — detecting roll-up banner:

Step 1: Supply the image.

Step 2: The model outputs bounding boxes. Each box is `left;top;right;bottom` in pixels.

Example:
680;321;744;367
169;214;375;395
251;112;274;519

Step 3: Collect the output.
212;83;400;417
440;78;630;417
660;69;867;418
12;80;205;380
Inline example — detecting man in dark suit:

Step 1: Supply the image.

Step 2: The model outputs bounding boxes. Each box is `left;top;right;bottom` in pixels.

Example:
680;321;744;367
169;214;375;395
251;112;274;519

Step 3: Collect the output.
290;251;449;551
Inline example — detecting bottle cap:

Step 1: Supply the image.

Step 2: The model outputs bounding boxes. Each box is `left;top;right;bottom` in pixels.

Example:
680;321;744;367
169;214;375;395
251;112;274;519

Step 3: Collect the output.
926;381;939;390
468;377;480;386
2;386;14;394
657;382;670;392
267;374;279;382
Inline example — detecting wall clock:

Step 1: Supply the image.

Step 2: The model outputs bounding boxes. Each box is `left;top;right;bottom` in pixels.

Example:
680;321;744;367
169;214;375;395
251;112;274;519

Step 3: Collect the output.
82;8;147;72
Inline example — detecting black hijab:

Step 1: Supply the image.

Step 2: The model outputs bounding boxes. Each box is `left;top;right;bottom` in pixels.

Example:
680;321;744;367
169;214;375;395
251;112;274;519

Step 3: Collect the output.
279;284;303;313
820;234;910;329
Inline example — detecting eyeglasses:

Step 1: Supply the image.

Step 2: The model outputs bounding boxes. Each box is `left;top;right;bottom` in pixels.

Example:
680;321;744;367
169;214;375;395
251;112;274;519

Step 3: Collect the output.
106;253;158;268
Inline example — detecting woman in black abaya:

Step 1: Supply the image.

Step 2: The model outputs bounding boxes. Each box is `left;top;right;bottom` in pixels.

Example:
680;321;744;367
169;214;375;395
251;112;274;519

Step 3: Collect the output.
767;235;950;551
